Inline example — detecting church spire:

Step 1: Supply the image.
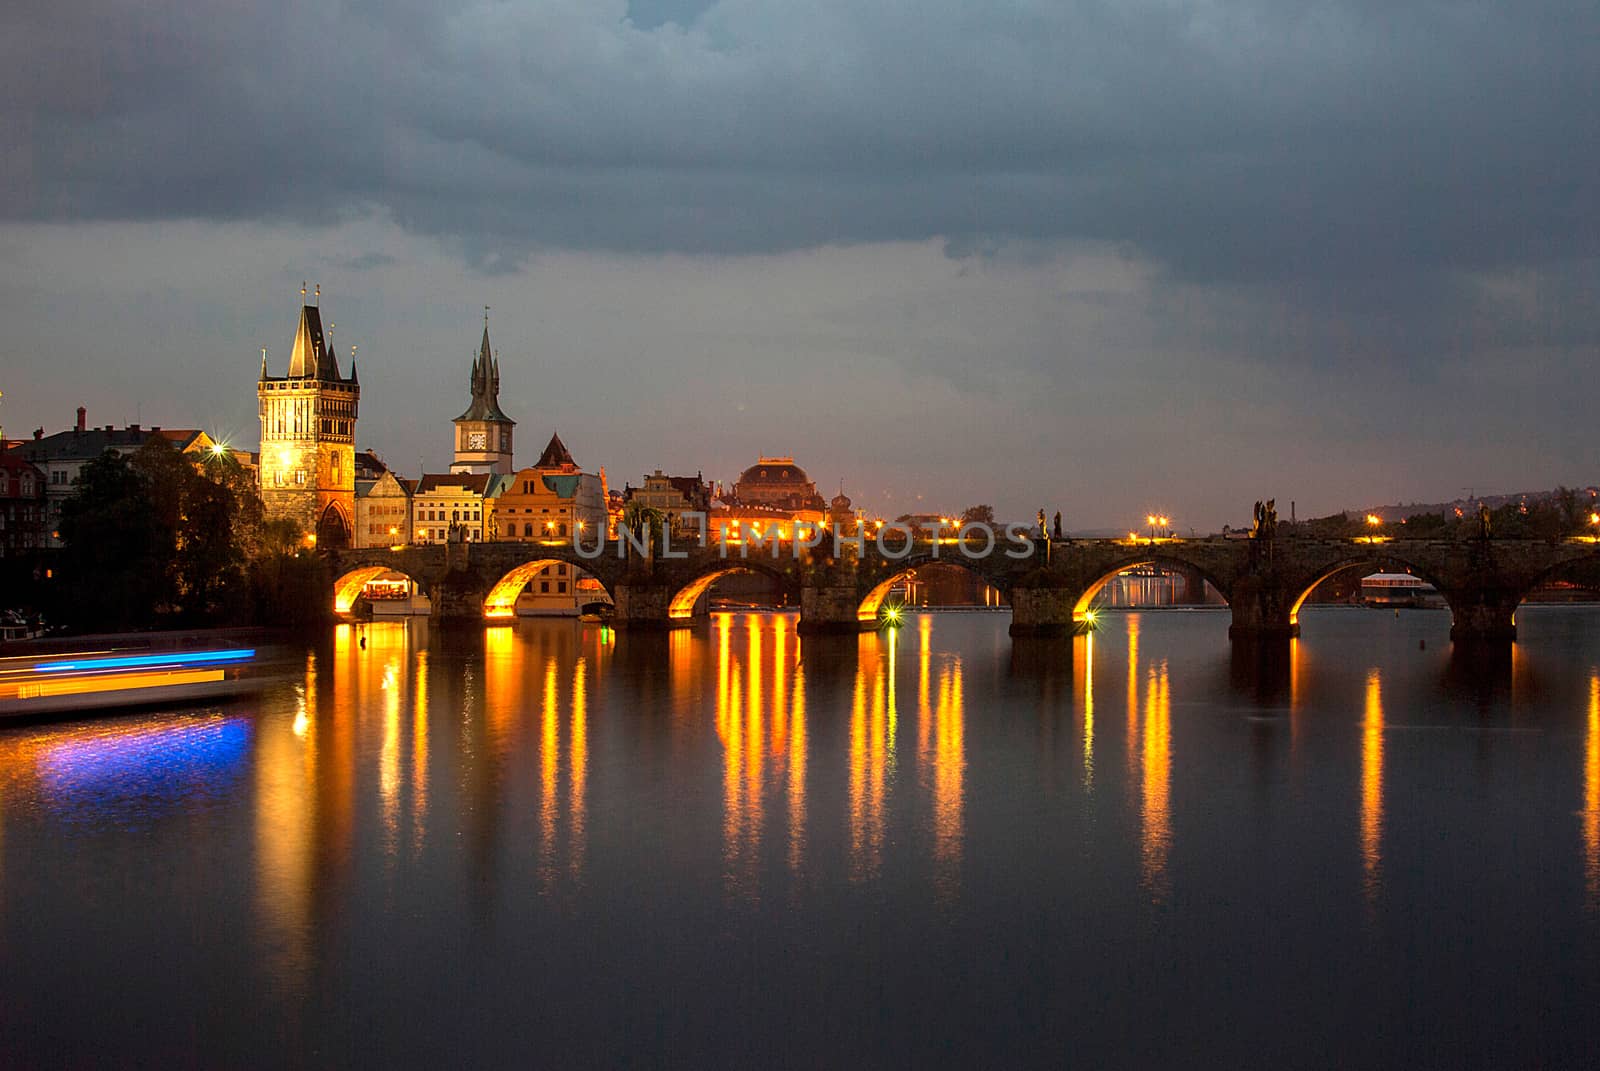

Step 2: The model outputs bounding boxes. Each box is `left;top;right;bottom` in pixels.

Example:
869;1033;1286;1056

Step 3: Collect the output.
285;298;341;379
455;313;514;425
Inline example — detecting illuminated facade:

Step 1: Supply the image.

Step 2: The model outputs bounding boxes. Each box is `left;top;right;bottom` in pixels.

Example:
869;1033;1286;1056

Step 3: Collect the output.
450;319;516;475
489;432;609;615
354;470;415;548
257;300;360;546
623;469;712;534
412;473;491;543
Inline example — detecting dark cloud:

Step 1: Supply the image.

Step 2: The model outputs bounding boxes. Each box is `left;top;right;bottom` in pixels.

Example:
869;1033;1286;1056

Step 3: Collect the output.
3;0;1594;288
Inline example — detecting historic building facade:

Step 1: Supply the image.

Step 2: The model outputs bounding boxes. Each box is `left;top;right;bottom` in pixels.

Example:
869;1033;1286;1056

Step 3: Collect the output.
413;473;493;543
491;432;609;614
16;408;215;547
257;298;360;546
355;469;415;549
0;453;46;557
451;319;516;475
622;469;713;534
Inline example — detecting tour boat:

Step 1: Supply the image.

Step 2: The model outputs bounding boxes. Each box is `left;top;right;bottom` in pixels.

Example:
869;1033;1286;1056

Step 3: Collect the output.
0;634;279;720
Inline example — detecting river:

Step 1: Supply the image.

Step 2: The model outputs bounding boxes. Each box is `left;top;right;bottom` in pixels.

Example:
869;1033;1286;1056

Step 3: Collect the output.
2;607;1598;1067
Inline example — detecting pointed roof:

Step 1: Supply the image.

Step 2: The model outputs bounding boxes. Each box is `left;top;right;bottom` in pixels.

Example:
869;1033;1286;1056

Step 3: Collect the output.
286;305;342;380
534;430;576;470
454;322;515;424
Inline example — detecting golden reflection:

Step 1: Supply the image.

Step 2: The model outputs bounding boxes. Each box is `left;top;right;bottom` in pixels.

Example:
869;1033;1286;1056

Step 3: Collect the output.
849;639;893;882
570;656;588;881
1140;658;1172;902
379;655;401;851
787;646;807;874
1361;668;1384;903
931;659;966;895
1127;614;1141;777
540;657;559;890
1584;671;1599;909
411;648;428;858
1079;632;1095;790
254;649;318;984
918;615;933;755
709;615;808;893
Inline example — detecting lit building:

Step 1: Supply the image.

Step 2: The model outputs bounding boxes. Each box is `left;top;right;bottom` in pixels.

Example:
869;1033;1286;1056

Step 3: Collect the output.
623;469;712;533
412;473;492;543
491;432;609;615
450;318;516;475
257;295;360;545
726;456;827;514
708;454;827;543
15;408;216;547
354;470;415;548
0;453;46;557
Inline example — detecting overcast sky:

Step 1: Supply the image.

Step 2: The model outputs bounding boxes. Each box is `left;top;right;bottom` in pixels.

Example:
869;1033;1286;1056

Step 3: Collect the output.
1;0;1594;529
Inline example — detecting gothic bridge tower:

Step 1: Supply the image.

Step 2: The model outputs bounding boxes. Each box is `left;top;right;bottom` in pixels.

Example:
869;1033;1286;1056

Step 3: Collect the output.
450;312;516;475
257;289;360;546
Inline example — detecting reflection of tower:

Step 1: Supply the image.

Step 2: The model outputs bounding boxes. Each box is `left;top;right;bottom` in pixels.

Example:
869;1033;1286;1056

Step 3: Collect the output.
257;292;360;545
451;313;516;474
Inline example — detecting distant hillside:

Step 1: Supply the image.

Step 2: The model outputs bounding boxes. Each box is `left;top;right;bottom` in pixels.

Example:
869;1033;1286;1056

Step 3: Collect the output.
1362;485;1600;523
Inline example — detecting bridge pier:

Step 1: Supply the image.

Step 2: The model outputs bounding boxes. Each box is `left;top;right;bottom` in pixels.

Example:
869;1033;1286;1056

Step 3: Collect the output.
1225;575;1299;642
611;581;696;630
1008;585;1076;638
797;583;870;635
1447;590;1519;644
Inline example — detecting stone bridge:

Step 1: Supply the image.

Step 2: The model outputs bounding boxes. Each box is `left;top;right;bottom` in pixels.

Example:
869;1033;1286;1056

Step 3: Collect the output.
324;532;1600;644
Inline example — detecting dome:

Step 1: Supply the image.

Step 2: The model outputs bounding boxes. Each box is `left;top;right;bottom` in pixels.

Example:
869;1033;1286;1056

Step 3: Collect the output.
831;491;852;510
737;456;811;487
730;455;824;510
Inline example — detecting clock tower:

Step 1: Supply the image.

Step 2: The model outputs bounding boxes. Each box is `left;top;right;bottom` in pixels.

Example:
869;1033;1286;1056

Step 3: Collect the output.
450;314;516;474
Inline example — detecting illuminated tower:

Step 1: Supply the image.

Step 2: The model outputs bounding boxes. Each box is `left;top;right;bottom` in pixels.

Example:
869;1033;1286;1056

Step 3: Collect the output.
450;312;516;474
257;289;360;545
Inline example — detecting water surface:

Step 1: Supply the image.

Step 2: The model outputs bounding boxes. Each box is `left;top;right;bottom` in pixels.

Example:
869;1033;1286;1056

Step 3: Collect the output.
2;608;1598;1068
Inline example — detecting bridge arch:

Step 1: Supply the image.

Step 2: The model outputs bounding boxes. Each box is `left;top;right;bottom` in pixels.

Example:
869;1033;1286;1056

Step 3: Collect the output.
669;562;802;620
483;557;614;620
1507;550;1600;609
1284;554;1452;627
332;564;425;616
856;557;1011;623
1070;555;1229;625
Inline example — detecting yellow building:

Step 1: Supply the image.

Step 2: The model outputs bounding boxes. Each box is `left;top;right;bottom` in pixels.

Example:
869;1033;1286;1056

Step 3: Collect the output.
412;473;491;543
257;296;360;545
490;432;609;615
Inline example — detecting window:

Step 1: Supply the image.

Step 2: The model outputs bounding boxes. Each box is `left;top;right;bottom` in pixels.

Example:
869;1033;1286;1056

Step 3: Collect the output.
523;523;533;537
557;582;567;594
295;471;306;485
540;581;550;593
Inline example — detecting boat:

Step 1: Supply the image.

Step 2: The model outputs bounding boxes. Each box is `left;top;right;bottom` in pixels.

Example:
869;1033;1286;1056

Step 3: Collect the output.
1360;572;1445;609
0;631;285;721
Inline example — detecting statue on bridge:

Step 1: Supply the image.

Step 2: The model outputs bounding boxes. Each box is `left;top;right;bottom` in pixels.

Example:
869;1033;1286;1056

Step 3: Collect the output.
1053;511;1063;540
1250;499;1278;540
1037;509;1048;541
1479;502;1493;540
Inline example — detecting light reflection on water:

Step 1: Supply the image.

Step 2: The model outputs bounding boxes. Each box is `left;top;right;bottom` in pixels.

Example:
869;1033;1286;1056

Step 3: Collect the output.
4;608;1600;1067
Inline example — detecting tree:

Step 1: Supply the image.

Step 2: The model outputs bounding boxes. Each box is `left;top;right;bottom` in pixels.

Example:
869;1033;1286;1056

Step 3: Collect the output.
54;441;257;630
960;504;996;526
